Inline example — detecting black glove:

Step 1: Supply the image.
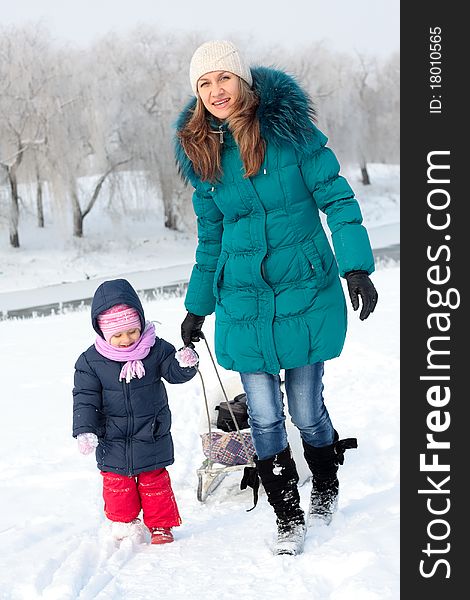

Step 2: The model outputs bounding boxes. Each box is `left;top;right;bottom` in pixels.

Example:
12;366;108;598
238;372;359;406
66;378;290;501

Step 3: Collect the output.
181;312;205;346
345;270;378;320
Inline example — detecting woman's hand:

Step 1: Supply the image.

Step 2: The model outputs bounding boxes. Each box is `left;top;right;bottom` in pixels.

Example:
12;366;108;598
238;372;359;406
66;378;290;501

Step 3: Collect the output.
181;312;205;346
345;270;378;320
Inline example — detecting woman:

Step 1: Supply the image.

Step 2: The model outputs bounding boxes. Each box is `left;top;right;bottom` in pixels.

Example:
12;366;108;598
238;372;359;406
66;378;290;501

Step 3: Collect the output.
175;40;378;555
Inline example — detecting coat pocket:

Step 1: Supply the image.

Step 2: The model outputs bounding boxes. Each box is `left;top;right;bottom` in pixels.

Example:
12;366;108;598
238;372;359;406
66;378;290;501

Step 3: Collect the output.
213;251;228;301
301;240;327;289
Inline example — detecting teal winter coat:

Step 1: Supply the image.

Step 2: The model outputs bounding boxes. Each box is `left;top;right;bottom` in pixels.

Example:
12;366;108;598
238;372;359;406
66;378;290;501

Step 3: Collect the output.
175;67;375;374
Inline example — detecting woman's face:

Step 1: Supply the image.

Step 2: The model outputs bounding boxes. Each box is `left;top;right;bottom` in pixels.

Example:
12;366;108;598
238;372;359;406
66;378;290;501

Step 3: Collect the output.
197;71;240;120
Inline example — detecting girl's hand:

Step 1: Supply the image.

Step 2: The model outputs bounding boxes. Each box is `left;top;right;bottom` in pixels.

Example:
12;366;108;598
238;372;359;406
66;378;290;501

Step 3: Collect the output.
77;432;98;455
175;346;199;368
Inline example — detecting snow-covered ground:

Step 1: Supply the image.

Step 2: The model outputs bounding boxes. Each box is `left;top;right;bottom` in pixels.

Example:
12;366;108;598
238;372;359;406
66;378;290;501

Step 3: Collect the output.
1;265;399;600
0;164;399;599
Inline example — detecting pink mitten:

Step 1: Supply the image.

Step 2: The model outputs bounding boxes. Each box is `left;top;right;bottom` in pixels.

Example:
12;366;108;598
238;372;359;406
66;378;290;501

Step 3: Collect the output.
77;432;98;455
175;346;199;368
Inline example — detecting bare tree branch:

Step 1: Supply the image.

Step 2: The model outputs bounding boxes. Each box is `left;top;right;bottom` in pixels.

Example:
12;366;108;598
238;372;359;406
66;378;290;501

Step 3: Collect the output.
82;158;132;218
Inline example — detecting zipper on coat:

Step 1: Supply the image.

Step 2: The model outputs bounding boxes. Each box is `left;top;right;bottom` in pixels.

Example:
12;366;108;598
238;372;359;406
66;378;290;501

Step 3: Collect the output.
122;375;134;476
218;124;224;144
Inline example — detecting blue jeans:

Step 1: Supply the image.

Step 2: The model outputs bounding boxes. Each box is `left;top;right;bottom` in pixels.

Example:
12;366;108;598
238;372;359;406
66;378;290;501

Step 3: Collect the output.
240;362;334;460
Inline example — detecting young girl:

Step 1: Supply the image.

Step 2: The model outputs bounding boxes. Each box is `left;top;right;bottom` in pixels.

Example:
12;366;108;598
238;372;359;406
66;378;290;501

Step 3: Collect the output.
73;278;198;545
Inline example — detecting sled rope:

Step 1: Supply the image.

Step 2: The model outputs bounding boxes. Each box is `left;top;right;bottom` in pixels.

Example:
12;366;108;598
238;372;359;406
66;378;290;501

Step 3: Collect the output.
196;366;215;463
198;335;254;467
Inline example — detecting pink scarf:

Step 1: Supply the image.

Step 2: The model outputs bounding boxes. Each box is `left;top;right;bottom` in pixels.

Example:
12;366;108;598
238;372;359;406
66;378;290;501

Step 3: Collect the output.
95;321;156;383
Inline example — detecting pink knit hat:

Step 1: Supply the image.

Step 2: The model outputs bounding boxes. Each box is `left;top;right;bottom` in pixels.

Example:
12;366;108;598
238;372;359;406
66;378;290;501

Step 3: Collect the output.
97;304;141;343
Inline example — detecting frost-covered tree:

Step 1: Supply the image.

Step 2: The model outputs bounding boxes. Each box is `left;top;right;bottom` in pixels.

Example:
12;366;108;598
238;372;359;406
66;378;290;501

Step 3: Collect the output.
0;25;399;247
280;44;399;182
375;52;400;164
44;44;132;237
87;28;198;231
0;25;53;246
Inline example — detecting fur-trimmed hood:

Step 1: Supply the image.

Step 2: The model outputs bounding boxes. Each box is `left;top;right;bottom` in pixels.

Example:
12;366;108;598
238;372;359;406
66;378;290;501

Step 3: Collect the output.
174;66;327;185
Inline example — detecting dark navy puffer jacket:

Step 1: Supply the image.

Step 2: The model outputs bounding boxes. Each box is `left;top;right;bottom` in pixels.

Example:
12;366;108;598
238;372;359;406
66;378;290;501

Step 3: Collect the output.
73;279;197;476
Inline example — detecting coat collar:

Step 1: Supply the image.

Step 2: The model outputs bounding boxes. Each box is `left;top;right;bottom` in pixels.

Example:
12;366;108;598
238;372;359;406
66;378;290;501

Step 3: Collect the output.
174;66;327;185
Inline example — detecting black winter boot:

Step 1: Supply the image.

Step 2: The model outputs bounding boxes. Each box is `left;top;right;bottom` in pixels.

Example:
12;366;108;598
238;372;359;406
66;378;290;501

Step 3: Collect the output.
256;446;306;555
302;431;357;525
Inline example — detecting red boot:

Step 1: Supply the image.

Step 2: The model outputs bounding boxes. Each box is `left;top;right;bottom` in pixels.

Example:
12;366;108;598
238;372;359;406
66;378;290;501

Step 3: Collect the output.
150;527;174;545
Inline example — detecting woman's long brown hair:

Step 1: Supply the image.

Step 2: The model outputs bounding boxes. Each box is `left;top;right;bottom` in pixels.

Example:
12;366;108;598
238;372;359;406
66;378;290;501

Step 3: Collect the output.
177;79;265;182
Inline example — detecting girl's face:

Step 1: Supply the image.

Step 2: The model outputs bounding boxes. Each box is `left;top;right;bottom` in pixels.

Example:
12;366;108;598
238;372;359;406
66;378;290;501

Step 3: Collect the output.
197;71;240;120
109;327;141;348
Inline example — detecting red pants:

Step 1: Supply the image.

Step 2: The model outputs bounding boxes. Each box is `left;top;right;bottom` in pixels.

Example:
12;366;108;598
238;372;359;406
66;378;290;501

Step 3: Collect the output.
101;468;181;529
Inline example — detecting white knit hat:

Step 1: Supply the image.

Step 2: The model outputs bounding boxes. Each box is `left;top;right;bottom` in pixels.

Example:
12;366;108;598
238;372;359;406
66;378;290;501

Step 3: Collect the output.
189;40;252;95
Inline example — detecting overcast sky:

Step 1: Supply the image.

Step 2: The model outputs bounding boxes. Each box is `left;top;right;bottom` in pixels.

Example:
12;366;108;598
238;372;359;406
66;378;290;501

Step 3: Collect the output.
1;0;399;58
